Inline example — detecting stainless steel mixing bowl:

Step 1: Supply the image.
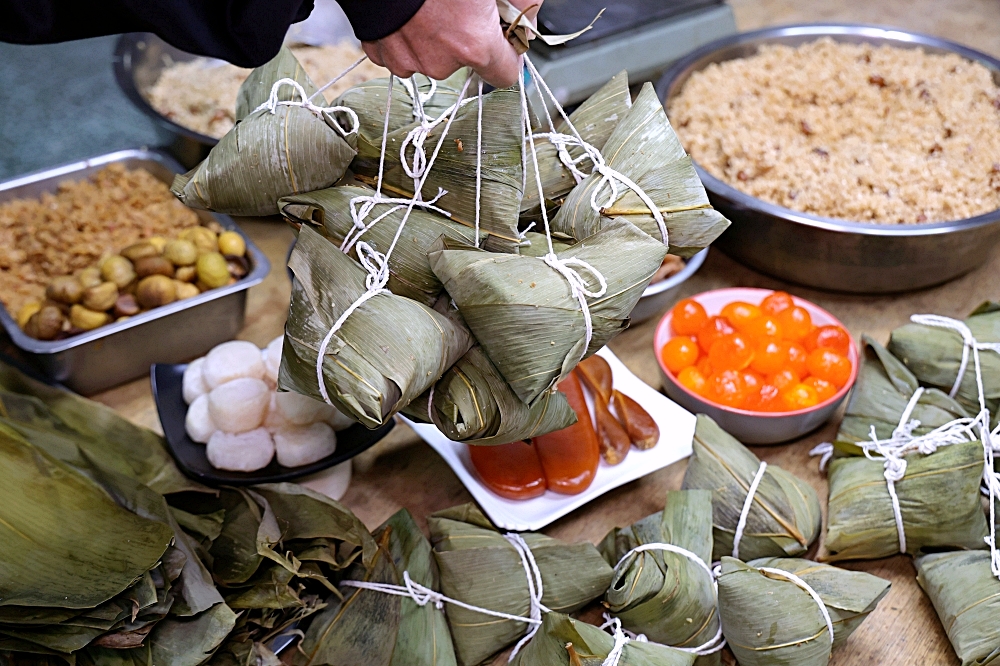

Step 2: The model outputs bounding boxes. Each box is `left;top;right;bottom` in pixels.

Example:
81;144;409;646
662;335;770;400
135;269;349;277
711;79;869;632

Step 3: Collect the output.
657;24;1000;293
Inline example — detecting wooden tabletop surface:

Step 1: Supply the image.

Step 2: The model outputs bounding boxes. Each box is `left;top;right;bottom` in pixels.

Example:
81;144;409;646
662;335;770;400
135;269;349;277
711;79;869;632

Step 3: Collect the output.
89;4;1000;663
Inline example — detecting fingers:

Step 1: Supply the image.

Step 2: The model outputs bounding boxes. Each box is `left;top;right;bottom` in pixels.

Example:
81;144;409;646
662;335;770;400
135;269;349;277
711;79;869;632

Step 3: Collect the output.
469;26;522;88
363;36;417;80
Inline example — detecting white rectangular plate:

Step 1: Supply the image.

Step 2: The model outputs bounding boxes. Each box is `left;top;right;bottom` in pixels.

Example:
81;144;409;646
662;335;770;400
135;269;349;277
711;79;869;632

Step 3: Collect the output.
403;347;696;531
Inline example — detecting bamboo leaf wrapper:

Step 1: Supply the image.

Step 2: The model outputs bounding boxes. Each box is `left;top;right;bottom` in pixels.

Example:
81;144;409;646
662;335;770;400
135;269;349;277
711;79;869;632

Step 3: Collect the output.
235;47;320;121
681;415;821;561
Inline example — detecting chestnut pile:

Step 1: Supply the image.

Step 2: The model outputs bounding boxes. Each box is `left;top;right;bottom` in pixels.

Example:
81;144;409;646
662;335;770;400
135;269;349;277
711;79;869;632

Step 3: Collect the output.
18;226;251;340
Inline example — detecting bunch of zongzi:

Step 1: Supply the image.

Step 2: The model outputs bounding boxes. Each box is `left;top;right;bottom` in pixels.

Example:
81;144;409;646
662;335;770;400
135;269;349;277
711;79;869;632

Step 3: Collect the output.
916;550;1000;666
512;613;696;666
297;509;456;666
427;504;613;666
681;415;822;561
717;557;890;666
173;48;357;216
598;490;720;665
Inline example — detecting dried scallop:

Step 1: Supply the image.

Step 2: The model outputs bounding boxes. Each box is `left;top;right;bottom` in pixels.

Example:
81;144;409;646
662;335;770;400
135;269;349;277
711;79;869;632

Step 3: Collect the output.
208;377;270;433
263;335;283;387
184;393;216;444
299;461;352;500
274;422;337;467
202;340;265;388
206;428;274;471
183;357;209;404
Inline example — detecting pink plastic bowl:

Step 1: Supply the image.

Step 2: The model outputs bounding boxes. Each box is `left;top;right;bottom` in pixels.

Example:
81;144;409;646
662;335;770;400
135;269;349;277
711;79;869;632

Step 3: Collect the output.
654;288;859;445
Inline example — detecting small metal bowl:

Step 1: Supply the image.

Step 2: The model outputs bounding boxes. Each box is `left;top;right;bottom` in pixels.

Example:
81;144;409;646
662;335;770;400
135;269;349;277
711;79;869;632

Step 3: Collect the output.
630;248;708;324
653;287;859;444
657;25;1000;293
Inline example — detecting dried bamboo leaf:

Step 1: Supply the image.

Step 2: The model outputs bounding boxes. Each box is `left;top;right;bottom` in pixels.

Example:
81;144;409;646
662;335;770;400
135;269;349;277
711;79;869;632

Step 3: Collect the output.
279;184;486;305
429;218;666;405
517;232;573;258
550;84;729;257
888;303;1000;415
428;504;613;666
681;415;821;561
835;337;969;452
825;439;988;560
0;427;173;609
279;226;473;427
916;550;1000;666
235;47;319;121
718;557;889;666
512;612;696;666
599;490;719;665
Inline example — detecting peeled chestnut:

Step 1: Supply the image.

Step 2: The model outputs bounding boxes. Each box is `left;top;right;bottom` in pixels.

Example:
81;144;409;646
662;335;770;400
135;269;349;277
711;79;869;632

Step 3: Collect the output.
134;255;175;279
136;274;177;309
46;276;83;305
81;281;119;312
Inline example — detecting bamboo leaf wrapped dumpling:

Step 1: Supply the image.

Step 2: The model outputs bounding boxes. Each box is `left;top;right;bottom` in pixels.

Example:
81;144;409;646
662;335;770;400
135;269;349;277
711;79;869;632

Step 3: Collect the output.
916;550;1000;666
512;613;696;666
297;509;456;666
681;415;821;561
403;344;578;445
598;490;720;665
235;46;320;121
427;504;613;666
835;337;969;451
172;61;357;217
717;557;890;666
428;218;666;405
278;227;473;428
279;185;486;306
888;303;1000;416
824;439;987;561
550;84;729;257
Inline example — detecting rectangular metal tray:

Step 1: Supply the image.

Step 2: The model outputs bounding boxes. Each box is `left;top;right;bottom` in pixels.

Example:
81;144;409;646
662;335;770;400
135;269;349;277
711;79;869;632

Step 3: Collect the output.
0;148;271;395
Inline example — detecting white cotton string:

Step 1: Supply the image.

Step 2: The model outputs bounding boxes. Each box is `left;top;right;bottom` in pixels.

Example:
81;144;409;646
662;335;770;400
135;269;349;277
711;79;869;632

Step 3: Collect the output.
474;79;484;247
253;78;359;138
519;64;608;361
758;568;835;647
732;462;768;560
314;74;473;406
504;533;552;661
307;55;368;102
809;442;835;472
610;544;725;656
598;617;635;666
399;78;479;192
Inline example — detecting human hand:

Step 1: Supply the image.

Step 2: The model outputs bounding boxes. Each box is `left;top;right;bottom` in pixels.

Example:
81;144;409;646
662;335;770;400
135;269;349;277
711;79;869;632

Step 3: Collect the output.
361;0;541;88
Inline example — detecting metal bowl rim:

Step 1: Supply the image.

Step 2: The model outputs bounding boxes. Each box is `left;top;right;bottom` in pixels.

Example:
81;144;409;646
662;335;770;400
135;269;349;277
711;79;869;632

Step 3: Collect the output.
641;247;709;297
113;33;223;148
657;23;1000;237
0;148;271;354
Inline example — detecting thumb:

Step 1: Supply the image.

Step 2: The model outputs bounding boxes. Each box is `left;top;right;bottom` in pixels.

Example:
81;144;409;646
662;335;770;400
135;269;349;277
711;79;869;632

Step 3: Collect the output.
471;26;522;88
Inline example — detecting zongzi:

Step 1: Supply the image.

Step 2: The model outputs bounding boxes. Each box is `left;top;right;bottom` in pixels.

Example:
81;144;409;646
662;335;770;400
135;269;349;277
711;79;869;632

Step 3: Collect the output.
681;415;821;561
598;490;721;666
235;46;320;121
428;504;613;666
916;550;1000;666
550;84;729;257
279;226;473;428
512;613;696;666
279;184;486;306
717;557;889;666
428;217;666;405
824;438;987;561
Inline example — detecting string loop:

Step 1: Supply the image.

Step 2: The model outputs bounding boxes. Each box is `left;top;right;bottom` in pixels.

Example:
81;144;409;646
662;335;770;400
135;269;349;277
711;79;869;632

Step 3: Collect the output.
253;78;359;138
732;462;767;560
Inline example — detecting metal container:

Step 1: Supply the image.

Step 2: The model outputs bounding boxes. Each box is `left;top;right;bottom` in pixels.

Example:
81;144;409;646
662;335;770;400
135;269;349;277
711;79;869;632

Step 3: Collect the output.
657;25;1000;293
0;149;271;395
630;248;708;324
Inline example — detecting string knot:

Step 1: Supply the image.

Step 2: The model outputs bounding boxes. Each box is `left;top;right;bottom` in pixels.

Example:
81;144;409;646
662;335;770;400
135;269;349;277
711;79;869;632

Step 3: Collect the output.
253;78;359;138
541;254;608;356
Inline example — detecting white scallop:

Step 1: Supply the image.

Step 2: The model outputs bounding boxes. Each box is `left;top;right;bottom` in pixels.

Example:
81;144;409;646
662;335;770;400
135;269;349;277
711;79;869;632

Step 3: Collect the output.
208;378;270;433
263;335;283;388
182;357;209;405
299;461;352;500
206;428;274;472
184;394;216;444
274;422;337;467
262;392;288;431
274;391;334;426
324;406;356;431
202;340;265;389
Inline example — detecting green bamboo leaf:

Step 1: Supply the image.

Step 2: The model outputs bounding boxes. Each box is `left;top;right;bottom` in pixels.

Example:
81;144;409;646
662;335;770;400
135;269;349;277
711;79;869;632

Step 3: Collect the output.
681;415;821;561
916;550;1000;666
428;504;613;666
825;440;988;560
428;217;665;405
718;557;889;666
551;84;729;257
279;226;473;428
599;490;719;666
235;47;319;121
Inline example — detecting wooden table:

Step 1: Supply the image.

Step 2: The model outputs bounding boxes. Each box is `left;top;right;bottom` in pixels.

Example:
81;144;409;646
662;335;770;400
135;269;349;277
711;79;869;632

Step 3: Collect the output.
92;214;1000;666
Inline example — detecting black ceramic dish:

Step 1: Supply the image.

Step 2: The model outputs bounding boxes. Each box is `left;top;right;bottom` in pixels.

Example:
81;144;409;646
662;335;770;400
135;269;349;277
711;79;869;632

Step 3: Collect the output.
151;363;393;486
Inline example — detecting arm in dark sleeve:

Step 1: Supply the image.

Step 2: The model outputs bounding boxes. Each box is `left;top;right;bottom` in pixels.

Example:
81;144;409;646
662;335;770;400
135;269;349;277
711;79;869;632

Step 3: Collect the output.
0;0;315;67
334;0;427;42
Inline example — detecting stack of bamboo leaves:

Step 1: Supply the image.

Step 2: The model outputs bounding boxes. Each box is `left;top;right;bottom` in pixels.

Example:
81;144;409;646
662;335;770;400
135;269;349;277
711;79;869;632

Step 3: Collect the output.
171;47;729;447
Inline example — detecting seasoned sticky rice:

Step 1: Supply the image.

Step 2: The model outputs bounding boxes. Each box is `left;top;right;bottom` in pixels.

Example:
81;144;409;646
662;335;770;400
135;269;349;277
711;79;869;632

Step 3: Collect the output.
670;38;1000;224
147;43;388;139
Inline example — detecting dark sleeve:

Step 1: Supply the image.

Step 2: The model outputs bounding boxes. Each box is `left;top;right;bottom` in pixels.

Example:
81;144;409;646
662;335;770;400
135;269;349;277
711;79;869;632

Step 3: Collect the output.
335;0;426;41
0;0;315;68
